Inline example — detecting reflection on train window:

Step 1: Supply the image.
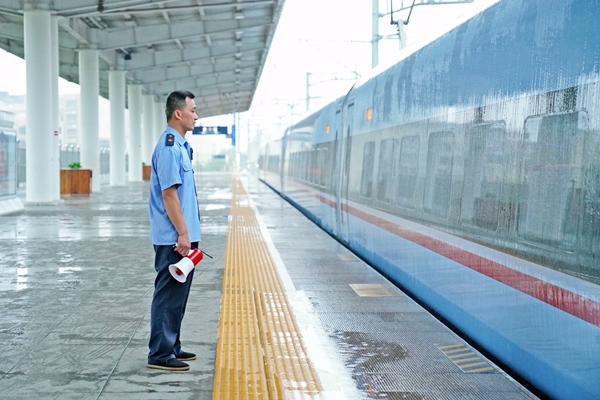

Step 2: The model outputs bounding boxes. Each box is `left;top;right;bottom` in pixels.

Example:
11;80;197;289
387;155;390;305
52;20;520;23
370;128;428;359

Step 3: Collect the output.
461;122;507;231
395;135;420;209
377;139;395;202
424;131;454;217
361;141;376;198
518;112;585;247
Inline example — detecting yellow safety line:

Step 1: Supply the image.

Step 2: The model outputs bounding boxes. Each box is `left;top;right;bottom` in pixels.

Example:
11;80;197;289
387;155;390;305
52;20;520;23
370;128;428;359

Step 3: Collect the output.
212;176;323;399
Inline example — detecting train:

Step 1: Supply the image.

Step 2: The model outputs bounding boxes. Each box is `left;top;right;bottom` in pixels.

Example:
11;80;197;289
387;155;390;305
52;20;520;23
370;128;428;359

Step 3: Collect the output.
259;0;600;399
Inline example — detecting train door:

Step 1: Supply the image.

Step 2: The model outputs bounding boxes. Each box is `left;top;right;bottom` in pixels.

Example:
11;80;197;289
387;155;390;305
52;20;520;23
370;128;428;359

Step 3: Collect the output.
334;109;343;238
336;102;354;244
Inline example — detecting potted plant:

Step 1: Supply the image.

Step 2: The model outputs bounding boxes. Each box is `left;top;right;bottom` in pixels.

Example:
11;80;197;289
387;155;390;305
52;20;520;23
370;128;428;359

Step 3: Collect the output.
143;162;151;180
60;162;92;195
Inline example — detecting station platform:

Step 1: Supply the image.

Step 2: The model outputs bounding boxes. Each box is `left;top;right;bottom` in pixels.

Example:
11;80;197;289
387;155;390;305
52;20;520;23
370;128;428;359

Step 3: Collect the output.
0;172;537;399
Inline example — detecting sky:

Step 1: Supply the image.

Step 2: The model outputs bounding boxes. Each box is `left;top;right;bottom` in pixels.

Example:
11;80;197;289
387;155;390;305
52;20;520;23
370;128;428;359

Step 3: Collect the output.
0;0;498;149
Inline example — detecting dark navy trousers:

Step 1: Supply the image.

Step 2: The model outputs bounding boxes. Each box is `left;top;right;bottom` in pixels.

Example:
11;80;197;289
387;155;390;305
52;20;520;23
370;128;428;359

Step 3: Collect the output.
148;242;197;364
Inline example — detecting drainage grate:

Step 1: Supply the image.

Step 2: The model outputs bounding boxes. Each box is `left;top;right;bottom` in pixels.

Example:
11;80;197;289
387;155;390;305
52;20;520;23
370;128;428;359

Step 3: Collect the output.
436;344;496;373
350;283;403;297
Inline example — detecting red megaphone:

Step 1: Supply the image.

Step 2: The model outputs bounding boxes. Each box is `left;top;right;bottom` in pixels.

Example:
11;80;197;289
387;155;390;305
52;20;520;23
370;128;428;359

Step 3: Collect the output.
168;248;204;283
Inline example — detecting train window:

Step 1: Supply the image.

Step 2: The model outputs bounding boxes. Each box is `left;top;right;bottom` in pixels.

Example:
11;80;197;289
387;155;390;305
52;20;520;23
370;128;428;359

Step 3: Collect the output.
292;152;297;178
292;152;298;178
424;131;454;217
461;122;506;231
319;147;328;187
304;150;309;182
377;139;395;202
312;149;320;183
296;152;301;179
303;150;309;182
361;141;376;198
395;135;420;209
268;155;280;174
517;111;585;246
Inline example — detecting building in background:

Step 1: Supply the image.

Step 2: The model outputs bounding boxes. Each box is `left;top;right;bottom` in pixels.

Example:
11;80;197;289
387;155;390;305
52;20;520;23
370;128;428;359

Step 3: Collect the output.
0;92;25;143
59;93;78;146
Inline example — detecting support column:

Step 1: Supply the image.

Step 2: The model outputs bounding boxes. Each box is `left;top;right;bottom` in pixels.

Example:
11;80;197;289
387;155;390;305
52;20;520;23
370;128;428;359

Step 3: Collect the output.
127;84;142;181
372;0;379;69
109;70;126;186
50;15;60;200
154;99;164;143
24;5;53;203
79;48;100;192
142;94;155;164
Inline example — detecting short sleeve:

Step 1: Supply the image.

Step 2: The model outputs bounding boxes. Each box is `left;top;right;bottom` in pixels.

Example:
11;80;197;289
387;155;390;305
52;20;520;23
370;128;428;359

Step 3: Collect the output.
155;146;183;191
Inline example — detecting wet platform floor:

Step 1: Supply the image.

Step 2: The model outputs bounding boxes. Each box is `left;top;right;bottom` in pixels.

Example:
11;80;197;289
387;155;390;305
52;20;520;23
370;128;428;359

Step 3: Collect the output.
0;172;537;399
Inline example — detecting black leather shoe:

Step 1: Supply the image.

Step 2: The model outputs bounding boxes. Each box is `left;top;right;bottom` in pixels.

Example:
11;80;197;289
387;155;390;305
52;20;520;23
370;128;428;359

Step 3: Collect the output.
147;358;190;371
176;351;197;361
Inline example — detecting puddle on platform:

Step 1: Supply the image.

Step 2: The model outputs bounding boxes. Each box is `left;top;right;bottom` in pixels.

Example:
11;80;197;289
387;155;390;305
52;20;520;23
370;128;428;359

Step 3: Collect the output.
204;204;227;211
207;189;232;200
58;267;82;274
331;330;416;399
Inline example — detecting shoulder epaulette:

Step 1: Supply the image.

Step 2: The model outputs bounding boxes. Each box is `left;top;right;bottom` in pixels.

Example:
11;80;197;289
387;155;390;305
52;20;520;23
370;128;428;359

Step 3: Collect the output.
166;133;174;146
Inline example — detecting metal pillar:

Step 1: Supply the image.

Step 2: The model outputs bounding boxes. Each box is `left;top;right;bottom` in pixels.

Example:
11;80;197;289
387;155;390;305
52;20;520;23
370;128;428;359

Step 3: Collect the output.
24;5;53;203
154;100;164;143
306;72;310;112
79;48;100;192
50;15;60;200
142;94;154;164
372;0;379;68
109;70;126;186
127;84;143;181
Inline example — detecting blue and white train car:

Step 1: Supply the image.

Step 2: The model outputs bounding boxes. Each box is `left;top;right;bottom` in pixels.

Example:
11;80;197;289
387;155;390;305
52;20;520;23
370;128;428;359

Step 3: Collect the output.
261;0;600;398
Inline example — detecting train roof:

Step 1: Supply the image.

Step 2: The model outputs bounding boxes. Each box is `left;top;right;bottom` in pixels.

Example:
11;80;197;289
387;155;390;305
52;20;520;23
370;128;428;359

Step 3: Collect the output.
354;0;501;92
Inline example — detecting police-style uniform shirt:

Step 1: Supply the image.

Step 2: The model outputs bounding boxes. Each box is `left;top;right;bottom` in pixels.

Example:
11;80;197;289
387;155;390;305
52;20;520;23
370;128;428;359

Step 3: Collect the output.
149;126;201;245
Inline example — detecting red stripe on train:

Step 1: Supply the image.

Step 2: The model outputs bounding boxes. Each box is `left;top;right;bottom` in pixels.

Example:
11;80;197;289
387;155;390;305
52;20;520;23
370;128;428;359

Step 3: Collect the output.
307;190;600;328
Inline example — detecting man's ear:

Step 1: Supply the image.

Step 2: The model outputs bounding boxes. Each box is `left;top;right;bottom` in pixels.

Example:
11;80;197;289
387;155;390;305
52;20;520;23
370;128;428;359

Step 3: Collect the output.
173;109;182;120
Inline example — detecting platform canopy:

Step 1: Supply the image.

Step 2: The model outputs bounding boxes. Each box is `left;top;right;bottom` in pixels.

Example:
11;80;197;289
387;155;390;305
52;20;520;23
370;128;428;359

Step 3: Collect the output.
0;0;285;118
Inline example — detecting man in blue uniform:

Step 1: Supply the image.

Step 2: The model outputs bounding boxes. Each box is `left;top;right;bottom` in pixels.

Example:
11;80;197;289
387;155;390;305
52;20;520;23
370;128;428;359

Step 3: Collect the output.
147;90;200;371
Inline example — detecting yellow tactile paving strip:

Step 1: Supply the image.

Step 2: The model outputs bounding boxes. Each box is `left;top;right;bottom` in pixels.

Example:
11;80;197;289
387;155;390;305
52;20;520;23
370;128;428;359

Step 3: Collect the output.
212;176;323;400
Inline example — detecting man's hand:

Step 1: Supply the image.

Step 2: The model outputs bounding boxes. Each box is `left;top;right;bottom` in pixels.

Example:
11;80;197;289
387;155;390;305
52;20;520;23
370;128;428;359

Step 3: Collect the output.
174;234;191;257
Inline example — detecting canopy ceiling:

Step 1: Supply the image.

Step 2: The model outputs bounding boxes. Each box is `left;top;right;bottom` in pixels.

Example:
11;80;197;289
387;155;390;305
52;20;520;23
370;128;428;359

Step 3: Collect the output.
0;0;285;117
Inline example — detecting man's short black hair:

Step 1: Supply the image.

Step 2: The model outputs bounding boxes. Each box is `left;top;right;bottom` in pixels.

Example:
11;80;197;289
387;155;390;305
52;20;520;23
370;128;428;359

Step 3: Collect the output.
165;90;195;122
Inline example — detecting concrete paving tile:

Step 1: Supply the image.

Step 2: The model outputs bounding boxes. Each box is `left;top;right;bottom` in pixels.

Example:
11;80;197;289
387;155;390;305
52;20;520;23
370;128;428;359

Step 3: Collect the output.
0;176;229;399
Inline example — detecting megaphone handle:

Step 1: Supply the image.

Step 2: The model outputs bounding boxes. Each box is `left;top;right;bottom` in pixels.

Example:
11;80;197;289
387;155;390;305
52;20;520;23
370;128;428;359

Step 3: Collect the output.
175;243;211;259
173;243;192;255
